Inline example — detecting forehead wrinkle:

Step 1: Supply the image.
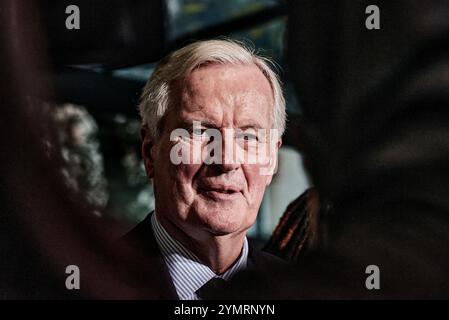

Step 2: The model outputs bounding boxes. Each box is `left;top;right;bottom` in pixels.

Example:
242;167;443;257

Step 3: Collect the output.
232;88;272;129
179;80;226;127
177;64;273;129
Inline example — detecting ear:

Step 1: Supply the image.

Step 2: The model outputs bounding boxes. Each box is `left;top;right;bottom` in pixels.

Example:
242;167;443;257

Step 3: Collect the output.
265;138;282;186
141;125;156;179
277;138;283;150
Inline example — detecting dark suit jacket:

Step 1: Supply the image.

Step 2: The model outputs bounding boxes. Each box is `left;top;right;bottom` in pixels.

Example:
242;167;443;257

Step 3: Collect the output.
121;212;286;299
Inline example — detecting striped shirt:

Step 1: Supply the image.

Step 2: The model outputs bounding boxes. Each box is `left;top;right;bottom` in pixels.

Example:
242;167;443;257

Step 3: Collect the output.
151;212;248;300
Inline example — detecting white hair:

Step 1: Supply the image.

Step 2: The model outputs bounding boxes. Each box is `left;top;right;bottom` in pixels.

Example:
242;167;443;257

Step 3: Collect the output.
138;39;286;138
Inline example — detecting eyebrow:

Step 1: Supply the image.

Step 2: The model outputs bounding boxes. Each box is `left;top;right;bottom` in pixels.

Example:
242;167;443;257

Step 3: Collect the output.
176;119;265;131
177;120;220;130
239;123;264;130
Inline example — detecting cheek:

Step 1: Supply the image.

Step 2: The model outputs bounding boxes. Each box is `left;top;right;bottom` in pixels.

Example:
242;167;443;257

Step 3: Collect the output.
165;164;201;208
242;165;271;205
173;164;201;188
154;139;202;203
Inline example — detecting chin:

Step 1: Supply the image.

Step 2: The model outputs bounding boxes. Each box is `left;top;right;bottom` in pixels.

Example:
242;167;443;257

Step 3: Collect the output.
195;206;255;236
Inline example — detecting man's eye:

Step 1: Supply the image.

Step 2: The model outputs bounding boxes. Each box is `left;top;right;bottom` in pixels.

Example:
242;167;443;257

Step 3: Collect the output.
191;129;215;143
237;133;258;141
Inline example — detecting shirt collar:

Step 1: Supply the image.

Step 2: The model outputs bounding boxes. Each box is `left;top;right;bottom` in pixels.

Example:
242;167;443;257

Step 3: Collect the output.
151;212;248;300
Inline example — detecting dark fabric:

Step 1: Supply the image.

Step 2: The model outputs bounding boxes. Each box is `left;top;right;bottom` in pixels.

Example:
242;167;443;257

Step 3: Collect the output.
121;214;178;299
122;212;287;299
196;277;227;299
285;0;449;298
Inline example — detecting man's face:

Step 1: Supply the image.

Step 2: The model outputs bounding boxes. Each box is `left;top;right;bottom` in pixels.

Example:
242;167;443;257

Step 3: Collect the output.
143;63;280;239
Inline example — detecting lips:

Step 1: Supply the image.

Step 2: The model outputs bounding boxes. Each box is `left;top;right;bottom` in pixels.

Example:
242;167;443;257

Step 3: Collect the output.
198;183;241;198
200;185;240;193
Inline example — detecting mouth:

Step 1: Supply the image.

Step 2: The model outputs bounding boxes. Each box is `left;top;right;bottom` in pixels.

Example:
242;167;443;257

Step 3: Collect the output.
198;185;241;199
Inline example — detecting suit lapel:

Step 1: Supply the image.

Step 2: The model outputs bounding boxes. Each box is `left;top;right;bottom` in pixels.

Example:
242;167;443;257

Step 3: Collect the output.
247;242;286;271
123;212;178;299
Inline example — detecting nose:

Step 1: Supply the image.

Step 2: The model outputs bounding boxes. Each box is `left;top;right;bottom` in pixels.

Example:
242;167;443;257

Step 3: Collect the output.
216;129;240;172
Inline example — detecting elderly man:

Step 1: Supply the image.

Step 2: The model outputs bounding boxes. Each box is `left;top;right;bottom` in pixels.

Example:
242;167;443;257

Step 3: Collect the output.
124;39;286;300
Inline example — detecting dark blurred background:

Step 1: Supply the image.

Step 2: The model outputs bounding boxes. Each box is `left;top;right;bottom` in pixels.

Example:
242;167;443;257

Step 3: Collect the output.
1;0;449;299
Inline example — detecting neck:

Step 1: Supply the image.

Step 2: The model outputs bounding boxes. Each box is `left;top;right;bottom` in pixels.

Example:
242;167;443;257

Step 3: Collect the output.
157;214;246;274
192;233;246;275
